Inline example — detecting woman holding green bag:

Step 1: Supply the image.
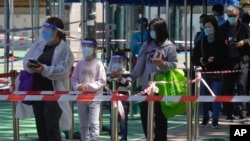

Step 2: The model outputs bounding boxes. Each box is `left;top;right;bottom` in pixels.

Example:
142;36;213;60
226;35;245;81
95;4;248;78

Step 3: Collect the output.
131;18;178;141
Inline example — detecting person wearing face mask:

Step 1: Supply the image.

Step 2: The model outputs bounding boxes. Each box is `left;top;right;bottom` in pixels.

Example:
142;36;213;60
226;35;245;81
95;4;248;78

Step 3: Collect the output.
194;14;207;44
212;4;226;26
71;38;106;141
15;17;74;141
107;52;131;141
131;18;178;141
130;17;149;58
192;15;227;129
130;17;149;116
218;5;250;122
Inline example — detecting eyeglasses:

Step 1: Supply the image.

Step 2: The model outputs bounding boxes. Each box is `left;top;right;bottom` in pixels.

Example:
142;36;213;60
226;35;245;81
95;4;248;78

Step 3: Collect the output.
227;15;237;17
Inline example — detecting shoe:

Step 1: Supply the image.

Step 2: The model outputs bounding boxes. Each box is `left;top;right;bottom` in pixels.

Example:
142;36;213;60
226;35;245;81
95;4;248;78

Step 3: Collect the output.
212;119;220;129
225;116;234;122
200;118;209;126
239;116;247;123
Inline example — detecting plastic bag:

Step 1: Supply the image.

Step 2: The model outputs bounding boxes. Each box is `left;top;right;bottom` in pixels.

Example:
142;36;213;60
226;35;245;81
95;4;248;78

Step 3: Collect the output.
19;70;34;105
154;69;188;118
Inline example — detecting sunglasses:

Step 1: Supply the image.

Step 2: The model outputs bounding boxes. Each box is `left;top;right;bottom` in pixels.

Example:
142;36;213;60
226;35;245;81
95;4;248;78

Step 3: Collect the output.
227;15;237;17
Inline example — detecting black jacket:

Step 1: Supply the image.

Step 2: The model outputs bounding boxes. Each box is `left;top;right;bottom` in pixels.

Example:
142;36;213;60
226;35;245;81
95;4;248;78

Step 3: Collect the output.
192;36;227;71
217;20;250;69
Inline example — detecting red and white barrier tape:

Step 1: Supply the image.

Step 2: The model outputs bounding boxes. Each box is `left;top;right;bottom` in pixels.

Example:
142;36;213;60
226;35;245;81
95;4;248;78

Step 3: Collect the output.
0;93;249;102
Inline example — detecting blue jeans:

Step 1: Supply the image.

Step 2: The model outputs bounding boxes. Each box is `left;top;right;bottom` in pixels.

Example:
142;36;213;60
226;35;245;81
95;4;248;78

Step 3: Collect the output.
118;101;129;141
201;74;223;120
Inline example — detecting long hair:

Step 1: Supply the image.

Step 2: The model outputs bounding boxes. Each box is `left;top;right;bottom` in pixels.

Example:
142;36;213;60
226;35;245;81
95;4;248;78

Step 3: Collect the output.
147;18;170;46
46;17;66;41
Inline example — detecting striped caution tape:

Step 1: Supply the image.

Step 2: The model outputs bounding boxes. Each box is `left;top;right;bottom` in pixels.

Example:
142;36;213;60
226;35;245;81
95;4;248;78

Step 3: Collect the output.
0;93;249;102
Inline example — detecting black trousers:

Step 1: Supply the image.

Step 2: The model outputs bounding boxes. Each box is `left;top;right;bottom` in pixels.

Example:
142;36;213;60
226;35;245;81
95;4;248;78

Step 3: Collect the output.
222;68;248;118
32;101;62;141
140;101;167;141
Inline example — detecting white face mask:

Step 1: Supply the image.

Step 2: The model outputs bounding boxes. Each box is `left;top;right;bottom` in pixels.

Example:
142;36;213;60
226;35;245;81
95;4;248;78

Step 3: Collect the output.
82;47;93;58
150;30;156;39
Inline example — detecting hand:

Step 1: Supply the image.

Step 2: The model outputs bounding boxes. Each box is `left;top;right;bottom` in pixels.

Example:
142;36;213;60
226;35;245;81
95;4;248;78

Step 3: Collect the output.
152;60;164;67
207;56;214;62
236;40;244;48
78;83;87;91
200;57;206;65
110;70;122;79
27;62;44;73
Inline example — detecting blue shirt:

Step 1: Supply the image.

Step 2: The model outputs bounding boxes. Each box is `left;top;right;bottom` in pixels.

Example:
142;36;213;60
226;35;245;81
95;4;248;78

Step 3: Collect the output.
130;29;148;56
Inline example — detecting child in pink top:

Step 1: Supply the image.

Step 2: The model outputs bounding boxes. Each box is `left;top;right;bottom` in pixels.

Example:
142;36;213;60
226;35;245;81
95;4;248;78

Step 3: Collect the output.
71;38;106;141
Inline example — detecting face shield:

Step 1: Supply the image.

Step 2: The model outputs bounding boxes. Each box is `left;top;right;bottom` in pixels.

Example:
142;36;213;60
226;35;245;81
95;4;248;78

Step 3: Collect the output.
39;22;64;43
81;40;97;58
107;55;127;74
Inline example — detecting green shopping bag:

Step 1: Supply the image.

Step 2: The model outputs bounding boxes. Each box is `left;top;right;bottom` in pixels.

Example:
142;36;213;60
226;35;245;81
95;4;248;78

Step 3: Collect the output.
155;69;188;118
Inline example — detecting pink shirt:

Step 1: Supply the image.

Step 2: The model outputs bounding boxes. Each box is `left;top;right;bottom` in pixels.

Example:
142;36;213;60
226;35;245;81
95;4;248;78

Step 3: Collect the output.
71;59;106;93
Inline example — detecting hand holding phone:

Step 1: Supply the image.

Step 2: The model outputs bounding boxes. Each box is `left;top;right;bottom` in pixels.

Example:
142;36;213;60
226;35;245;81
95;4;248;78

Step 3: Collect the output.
28;59;41;68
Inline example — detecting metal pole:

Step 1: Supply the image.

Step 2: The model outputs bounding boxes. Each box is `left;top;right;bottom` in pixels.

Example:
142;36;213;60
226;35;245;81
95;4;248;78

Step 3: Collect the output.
194;67;202;140
11;70;19;141
147;73;155;141
183;0;193;141
58;0;64;19
69;101;74;139
4;0;10;73
81;0;87;40
111;81;118;141
165;0;169;22
10;0;14;71
30;0;35;43
33;0;39;41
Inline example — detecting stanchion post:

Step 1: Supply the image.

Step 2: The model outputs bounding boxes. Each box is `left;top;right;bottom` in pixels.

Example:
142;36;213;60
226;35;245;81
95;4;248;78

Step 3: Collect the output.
147;73;155;141
111;81;118;141
69;101;74;139
10;70;19;141
194;67;202;140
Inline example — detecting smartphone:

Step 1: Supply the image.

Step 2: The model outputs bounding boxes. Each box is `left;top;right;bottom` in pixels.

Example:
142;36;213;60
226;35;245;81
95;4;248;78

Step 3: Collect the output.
28;59;40;68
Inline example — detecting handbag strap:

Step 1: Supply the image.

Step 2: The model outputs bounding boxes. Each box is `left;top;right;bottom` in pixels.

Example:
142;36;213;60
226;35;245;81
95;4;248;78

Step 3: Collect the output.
200;39;207;71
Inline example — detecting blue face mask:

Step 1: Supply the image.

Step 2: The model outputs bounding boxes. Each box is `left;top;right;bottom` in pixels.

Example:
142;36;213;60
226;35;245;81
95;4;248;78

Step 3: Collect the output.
200;23;204;31
112;63;123;71
150;30;156;39
204;27;214;36
82;47;93;58
228;17;237;24
42;30;53;42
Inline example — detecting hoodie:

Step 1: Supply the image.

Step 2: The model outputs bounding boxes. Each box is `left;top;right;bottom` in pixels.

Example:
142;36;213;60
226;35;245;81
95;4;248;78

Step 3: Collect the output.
131;39;178;90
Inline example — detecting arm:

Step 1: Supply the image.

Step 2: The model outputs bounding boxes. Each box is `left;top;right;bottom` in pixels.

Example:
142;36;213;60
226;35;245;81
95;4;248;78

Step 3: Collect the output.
131;42;148;79
86;62;107;91
154;43;178;73
42;44;74;80
118;73;132;89
71;63;82;91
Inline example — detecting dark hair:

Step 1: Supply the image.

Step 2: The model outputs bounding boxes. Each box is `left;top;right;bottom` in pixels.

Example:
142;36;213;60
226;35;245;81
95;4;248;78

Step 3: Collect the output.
137;17;148;29
200;14;207;20
203;15;218;38
212;4;224;15
148;18;170;45
46;17;66;41
242;13;250;24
